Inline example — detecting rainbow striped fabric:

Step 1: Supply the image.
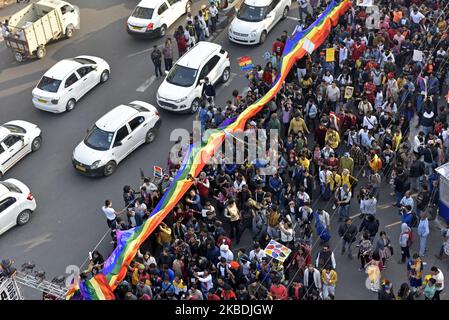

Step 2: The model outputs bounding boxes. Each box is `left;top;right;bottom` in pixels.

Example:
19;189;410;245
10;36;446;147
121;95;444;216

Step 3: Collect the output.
68;0;352;300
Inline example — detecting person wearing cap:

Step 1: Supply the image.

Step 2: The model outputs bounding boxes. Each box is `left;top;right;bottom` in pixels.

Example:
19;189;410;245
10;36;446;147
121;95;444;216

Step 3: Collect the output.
219;243;234;262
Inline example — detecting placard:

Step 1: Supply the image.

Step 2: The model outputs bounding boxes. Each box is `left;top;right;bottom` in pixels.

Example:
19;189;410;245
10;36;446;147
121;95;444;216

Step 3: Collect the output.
325;48;335;62
344;86;354;99
0;278;22;300
413;49;423;62
264;239;292;263
153;166;163;179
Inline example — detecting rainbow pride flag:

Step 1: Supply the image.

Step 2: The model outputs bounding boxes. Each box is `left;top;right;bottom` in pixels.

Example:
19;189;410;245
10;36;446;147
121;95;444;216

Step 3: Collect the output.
68;0;352;300
238;55;254;71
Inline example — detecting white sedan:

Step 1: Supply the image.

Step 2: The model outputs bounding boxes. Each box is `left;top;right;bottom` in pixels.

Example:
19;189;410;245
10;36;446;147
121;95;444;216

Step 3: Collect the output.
0;121;42;178
32;56;110;113
72;101;161;176
0;179;37;235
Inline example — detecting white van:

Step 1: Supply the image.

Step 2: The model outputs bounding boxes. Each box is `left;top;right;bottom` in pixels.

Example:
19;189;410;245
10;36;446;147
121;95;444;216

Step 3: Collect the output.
228;0;291;45
127;0;192;37
157;42;231;113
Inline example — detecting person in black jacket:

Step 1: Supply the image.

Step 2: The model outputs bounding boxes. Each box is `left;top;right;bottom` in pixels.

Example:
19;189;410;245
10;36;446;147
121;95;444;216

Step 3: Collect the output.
394;168;409;207
378;280;395;300
422;140;438;176
150;45;163;78
338;218;358;259
408;155;425;192
202;77;216;106
359;214;379;243
416;184;430;217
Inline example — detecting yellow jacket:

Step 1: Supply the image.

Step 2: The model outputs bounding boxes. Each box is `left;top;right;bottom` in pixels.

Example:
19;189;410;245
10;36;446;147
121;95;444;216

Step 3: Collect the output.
330;173;341;191
299;157;310;171
321;269;338;285
288;117;309;135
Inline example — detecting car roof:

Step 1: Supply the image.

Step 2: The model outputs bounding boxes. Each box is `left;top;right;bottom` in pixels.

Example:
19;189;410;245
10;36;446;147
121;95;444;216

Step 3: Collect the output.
176;42;222;69
136;0;165;9
95;105;139;132
0;183;9;196
243;0;272;7
44;59;81;80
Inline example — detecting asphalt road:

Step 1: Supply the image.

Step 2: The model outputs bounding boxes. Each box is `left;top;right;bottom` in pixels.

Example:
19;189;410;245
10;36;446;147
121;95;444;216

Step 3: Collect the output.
1;0;447;300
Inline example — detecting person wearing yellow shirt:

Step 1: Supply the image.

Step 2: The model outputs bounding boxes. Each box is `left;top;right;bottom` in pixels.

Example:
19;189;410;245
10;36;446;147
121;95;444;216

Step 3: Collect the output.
322;268;338;300
330;169;341;191
393;129;402;152
288;114;309;136
325;127;340;149
341;168;358;191
298;154;310;171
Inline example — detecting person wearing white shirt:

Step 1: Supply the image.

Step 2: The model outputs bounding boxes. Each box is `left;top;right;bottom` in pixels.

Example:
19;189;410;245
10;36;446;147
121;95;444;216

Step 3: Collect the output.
209;3;218;33
102;200;117;227
430;266;444;300
410;8;425;25
141;178;158;195
323;71;334;85
194;270;214;293
338;45;348;68
317;209;330;230
249;244;266;262
363;112;378;130
220;244;234;262
137;250;157;269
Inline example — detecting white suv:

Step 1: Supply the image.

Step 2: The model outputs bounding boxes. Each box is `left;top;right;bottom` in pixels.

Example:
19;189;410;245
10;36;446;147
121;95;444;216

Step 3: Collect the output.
127;0;192;37
157;42;231;113
72;101;161;177
0;179;37;236
229;0;291;45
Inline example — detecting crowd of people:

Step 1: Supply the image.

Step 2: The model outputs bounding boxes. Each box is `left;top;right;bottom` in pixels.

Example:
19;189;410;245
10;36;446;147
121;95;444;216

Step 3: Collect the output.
90;0;449;300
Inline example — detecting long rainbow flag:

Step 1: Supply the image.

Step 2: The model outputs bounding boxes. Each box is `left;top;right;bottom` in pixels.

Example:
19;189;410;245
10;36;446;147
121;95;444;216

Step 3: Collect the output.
68;0;351;300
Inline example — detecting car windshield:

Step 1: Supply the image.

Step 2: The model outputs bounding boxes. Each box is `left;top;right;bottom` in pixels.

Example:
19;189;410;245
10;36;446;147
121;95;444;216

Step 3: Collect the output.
72;57;96;65
84;126;114;151
237;4;267;22
37;76;61;93
132;6;154;19
0;182;22;194
3;124;26;134
166;65;197;87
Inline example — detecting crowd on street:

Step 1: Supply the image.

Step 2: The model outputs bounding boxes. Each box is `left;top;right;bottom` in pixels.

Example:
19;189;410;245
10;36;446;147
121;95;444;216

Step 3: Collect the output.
91;0;449;300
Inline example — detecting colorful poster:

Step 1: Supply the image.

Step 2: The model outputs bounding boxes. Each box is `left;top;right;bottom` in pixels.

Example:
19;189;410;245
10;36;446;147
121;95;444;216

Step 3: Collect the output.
344;86;354;99
264;240;292;263
153;166;163;179
238;56;254;71
325;48;335;62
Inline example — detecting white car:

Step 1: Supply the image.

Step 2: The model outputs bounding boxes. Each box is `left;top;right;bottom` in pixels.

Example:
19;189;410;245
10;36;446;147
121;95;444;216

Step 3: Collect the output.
0;121;42;179
32;56;111;113
0;179;37;235
127;0;192;37
157;42;231;113
72;101;161;177
228;0;291;45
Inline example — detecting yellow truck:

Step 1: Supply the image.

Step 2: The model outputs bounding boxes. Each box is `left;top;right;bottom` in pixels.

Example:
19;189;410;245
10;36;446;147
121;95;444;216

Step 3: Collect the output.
3;0;80;62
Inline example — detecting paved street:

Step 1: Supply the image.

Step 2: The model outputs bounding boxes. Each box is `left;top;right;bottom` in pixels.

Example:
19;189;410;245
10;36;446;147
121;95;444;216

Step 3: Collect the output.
1;0;448;300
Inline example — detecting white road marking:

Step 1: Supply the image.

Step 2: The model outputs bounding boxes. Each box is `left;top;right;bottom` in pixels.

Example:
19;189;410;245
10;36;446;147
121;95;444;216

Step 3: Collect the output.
286;16;300;21
127;47;154;58
385;221;402;229
350;213;361;219
224;72;238;87
378;204;392;210
136;75;156;92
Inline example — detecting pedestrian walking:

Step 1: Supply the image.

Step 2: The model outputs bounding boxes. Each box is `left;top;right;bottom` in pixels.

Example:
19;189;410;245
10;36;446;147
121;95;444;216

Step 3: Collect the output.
102;199;117;228
150;45;163;78
298;0;309;22
162;38;174;71
338;218;357;259
398;223;412;264
430;266;445;300
357;232;373;272
417;212;429;257
321;267;337;300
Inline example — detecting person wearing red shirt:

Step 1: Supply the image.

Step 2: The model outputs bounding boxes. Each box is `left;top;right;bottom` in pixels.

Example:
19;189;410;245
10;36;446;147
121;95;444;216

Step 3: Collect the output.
177;35;187;57
270;280;288;300
351;40;366;62
363;80;377;105
207;289;221;300
272;38;285;56
221;285;237;300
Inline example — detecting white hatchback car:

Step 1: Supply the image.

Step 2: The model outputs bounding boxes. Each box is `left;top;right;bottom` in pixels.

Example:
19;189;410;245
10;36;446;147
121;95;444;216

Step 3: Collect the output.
157;42;231;113
32;56;111;113
0;179;37;236
229;0;291;45
72;101;161;177
127;0;192;37
0;121;42;179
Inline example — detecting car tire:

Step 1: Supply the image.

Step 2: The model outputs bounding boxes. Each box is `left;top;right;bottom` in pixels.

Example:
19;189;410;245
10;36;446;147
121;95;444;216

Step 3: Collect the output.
185;0;192;14
259;31;267;44
159;24;167;37
17;210;31;226
190;98;200;114
66;25;74;38
145;129;157;144
282;6;289;20
100;70;110;83
65;99;76;112
31;136;42;152
221;67;231;83
103;161;117;177
14;51;23;62
36;46;46;59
